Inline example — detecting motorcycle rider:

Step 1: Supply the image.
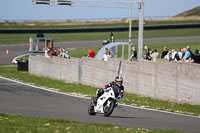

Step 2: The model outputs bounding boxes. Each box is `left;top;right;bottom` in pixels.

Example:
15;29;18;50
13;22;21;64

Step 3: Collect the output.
95;76;124;105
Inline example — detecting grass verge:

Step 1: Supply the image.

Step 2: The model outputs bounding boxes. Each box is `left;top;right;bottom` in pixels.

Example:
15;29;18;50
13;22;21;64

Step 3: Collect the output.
0;65;200;117
0;114;185;133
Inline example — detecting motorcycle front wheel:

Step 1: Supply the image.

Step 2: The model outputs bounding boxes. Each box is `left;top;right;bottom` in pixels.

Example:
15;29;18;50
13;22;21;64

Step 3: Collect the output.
88;101;96;116
103;99;115;117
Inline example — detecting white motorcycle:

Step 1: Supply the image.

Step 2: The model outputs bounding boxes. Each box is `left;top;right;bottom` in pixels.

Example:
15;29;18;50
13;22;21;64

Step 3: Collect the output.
88;86;122;117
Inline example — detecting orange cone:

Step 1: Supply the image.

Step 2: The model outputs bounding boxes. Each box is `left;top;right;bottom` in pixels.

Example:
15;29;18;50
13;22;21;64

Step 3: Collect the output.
6;50;9;55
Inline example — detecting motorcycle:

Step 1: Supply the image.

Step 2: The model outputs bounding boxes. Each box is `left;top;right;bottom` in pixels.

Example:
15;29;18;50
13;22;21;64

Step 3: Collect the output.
88;86;122;117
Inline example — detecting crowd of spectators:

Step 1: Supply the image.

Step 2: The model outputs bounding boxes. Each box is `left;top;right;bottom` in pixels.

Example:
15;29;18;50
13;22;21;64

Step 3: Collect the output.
140;45;200;63
44;44;199;64
44;47;70;59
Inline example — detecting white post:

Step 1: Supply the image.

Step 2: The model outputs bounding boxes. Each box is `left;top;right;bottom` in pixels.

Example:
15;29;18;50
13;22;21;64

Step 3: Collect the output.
122;44;124;60
128;2;133;59
138;0;144;60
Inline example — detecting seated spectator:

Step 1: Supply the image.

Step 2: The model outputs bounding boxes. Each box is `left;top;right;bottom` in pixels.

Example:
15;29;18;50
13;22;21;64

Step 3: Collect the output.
50;48;57;57
128;47;137;61
178;48;183;60
186;46;194;62
88;48;95;58
61;48;70;59
195;49;199;55
171;49;180;61
150;49;160;62
45;48;51;58
143;45;151;60
161;46;168;59
193;49;200;63
180;48;191;63
101;48;111;61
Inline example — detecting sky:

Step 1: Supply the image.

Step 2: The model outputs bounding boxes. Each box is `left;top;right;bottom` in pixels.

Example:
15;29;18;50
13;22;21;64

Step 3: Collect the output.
0;0;199;21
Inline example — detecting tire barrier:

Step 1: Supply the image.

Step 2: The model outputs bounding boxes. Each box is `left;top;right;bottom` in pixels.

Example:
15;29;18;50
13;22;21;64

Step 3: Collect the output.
0;24;200;34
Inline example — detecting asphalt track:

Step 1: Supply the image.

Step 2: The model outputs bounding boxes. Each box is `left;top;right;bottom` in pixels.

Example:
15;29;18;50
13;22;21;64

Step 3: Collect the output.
1;36;200;64
0;77;200;132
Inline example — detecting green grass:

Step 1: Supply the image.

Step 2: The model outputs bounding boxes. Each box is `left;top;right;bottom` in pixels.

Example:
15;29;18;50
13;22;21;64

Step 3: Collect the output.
1;28;200;45
0;65;200;117
0;114;185;133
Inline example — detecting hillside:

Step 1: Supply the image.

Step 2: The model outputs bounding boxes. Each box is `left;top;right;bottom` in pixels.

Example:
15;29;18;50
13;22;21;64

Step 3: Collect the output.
175;6;200;17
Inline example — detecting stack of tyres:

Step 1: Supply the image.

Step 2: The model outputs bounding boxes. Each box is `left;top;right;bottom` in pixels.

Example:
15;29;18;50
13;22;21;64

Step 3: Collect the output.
17;60;28;71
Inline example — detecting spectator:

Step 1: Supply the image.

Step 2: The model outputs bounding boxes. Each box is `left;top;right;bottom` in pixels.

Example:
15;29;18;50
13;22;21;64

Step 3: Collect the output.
128;47;137;61
88;48;95;58
195;49;199;55
61;48;70;59
110;32;115;43
186;46;194;61
165;51;172;61
50;48;57;57
143;45;151;60
161;47;169;59
150;49;160;62
193;49;200;63
45;48;51;58
101;48;111;61
171;49;180;61
178;48;183;60
180;48;191;63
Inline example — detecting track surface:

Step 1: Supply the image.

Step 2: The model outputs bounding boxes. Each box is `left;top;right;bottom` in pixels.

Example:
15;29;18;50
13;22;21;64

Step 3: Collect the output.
0;77;200;132
1;36;200;64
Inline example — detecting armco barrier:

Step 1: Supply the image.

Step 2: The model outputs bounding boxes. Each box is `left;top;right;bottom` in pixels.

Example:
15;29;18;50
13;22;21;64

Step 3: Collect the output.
29;56;200;105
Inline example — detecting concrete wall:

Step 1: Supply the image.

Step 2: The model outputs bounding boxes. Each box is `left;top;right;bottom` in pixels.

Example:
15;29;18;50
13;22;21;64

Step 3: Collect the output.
29;56;200;105
29;56;80;83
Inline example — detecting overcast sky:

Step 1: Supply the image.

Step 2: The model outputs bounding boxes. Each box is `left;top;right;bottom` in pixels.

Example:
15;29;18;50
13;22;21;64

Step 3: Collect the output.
0;0;199;20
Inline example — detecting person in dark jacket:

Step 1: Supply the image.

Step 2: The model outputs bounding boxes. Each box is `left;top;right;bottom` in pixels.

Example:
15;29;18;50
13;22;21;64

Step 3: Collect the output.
161;46;169;59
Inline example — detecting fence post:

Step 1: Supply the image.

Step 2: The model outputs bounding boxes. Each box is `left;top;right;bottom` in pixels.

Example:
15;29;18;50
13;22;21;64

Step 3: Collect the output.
78;58;82;83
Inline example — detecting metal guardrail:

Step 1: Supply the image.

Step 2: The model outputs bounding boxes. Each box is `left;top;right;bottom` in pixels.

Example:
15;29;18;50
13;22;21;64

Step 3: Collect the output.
0;24;199;34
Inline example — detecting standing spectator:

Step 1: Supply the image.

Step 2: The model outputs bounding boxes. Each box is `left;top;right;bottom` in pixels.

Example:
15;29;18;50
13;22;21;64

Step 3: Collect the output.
144;45;151;60
150;49;160;62
161;47;169;59
88;48;95;58
101;48;111;61
128;47;137;61
110;32;115;43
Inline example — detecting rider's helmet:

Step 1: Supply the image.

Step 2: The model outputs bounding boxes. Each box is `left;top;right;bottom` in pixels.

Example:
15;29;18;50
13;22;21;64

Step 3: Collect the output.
115;76;123;87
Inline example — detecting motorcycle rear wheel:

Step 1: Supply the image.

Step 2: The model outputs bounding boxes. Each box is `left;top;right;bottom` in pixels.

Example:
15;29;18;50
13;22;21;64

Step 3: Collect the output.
103;99;115;117
88;102;96;116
